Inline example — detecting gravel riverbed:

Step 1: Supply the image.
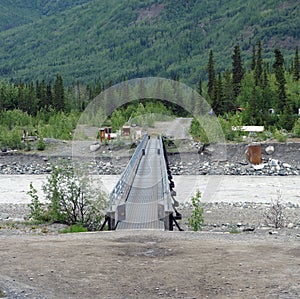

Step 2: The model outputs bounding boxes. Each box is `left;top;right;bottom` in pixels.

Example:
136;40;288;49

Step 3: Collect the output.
0;141;300;235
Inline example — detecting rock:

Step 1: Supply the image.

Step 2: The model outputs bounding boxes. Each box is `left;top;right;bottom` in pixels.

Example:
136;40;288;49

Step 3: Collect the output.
90;144;101;152
243;227;255;232
0;213;10;220
253;164;265;170
265;145;275;155
269;159;279;166
282;163;292;168
287;223;294;229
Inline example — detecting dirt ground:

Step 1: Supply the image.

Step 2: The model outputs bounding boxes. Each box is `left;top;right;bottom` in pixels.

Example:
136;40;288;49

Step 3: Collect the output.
0;230;300;299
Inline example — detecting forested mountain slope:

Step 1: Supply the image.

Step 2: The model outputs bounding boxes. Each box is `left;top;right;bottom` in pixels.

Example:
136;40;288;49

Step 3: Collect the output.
0;0;299;85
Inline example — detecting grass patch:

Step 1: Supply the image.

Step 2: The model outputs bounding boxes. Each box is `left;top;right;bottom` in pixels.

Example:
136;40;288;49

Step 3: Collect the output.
59;224;88;233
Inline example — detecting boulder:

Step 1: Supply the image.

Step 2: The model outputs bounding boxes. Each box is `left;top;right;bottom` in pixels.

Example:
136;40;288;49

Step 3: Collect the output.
265;145;275;155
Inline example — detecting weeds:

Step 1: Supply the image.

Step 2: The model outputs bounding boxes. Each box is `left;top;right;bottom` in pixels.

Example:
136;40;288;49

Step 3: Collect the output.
188;190;204;231
264;190;285;228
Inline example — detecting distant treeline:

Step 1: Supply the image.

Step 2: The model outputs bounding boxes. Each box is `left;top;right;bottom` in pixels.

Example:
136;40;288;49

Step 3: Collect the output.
0;43;299;150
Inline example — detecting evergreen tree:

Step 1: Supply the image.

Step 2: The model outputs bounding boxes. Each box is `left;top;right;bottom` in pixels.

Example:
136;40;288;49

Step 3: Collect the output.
223;70;235;112
53;75;65;111
244;85;263;125
262;64;269;89
206;50;215;99
273;49;287;112
46;84;53;110
27;82;37;115
232;45;244;98
36;80;47;110
254;41;263;86
211;73;223;115
293;46;300;81
197;77;202;96
250;45;256;71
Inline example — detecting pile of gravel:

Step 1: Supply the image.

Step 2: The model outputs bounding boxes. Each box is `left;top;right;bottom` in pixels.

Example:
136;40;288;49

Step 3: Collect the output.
168;157;300;176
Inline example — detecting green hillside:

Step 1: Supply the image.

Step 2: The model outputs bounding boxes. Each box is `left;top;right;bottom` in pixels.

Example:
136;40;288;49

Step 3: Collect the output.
0;0;299;85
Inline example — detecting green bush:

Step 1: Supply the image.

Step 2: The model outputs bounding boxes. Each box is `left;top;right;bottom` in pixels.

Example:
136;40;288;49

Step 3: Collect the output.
28;159;108;230
0;126;24;150
188;190;204;231
27;183;48;222
274;129;288;142
292;119;300;137
37;137;46;151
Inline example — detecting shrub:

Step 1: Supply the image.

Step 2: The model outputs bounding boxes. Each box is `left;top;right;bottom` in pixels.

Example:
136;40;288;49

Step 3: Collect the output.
292;119;300;137
27;182;47;221
37;137;46;151
264;190;285;229
188;190;204;231
274;129;287;142
28;159;108;230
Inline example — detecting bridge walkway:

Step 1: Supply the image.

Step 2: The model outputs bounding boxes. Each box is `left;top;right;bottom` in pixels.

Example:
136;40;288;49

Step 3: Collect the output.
117;138;165;230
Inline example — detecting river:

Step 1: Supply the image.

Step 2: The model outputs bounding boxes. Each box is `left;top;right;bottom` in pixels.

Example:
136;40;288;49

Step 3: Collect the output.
1;175;299;205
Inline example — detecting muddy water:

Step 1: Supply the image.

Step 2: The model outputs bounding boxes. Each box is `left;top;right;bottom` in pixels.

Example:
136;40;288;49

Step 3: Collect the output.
1;175;299;205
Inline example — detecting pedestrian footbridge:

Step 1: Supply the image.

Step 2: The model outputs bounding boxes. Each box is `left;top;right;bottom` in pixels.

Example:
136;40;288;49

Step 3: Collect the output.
102;134;181;230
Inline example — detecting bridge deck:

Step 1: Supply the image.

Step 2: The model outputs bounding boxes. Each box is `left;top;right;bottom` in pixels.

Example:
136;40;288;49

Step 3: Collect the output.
117;138;165;230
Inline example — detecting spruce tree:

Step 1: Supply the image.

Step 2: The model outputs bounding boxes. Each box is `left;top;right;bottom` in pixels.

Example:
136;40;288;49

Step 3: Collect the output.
206;50;215;99
211;73;223;115
53;75;65;111
223;70;235;112
273;49;287;112
293;46;300;81
198;77;202;96
46;84;53;110
250;45;256;71
37;80;47;110
232;45;244;98
254;41;263;86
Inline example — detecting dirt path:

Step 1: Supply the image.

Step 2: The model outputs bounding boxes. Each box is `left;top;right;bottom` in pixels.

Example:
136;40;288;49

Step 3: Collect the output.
0;231;299;298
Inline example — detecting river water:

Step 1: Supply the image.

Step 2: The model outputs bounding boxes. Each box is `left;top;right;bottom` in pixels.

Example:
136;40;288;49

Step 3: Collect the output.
1;175;299;205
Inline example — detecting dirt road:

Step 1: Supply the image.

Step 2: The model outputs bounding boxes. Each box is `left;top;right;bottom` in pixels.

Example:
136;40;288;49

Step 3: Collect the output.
1;231;299;299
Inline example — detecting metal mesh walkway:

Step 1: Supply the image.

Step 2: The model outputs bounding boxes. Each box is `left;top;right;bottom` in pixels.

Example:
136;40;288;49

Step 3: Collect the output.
117;138;165;230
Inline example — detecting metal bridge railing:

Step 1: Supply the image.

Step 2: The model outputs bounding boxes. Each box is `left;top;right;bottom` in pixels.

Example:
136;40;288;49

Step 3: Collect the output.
157;135;175;230
107;134;149;228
